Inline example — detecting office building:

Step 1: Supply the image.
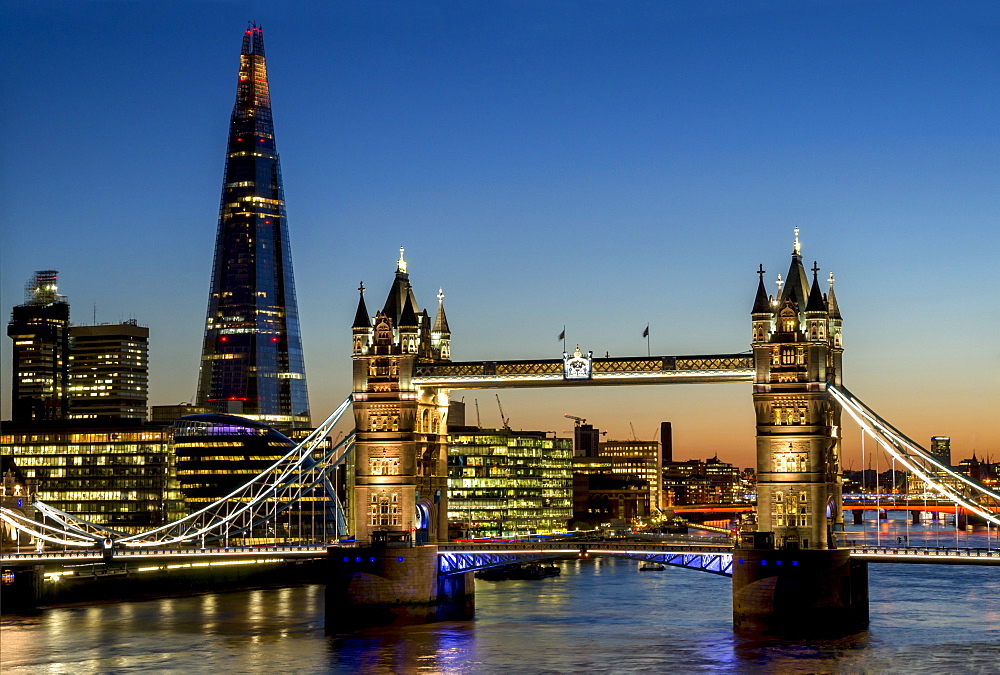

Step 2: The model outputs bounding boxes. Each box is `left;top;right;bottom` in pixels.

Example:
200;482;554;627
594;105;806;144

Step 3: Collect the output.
172;414;295;507
195;23;310;431
0;419;186;532
663;456;742;506
7;271;70;421
574;422;601;458
171;414;340;543
598;439;662;511
448;428;573;538
69;321;149;419
572;473;650;527
929;437;951;466
150;403;212;424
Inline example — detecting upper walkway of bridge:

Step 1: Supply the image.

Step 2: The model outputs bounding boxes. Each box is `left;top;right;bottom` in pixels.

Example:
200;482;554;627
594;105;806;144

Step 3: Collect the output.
411;353;754;388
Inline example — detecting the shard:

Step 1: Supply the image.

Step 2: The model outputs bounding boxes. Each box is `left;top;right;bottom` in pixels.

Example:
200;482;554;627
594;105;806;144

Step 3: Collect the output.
196;23;310;430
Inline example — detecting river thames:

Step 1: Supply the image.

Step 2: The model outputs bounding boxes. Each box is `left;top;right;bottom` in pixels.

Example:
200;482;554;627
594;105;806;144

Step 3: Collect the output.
3;522;998;673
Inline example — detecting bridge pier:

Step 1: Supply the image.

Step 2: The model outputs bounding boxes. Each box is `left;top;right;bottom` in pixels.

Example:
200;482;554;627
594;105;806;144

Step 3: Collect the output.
853;510;864;525
325;542;474;631
912;510;921;525
0;564;44;613
732;544;868;636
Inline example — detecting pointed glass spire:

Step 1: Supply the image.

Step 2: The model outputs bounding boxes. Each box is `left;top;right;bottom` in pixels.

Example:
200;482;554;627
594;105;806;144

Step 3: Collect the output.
195;24;310;430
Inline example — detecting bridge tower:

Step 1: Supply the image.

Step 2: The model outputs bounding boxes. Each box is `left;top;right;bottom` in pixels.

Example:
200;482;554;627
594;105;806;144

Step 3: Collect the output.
349;249;452;545
734;229;867;635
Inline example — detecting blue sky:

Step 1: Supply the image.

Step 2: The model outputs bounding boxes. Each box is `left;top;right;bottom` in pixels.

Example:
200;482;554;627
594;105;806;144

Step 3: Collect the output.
3;1;998;468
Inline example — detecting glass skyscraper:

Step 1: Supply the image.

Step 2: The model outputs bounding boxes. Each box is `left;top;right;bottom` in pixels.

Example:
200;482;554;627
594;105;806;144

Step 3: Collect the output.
196;24;310;430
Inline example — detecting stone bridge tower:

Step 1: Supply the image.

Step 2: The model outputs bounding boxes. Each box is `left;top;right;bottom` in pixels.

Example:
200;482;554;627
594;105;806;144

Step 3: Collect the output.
350;249;452;545
734;230;867;636
750;228;845;550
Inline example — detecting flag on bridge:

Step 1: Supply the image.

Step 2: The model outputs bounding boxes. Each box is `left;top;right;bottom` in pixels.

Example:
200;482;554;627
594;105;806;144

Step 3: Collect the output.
642;324;649;338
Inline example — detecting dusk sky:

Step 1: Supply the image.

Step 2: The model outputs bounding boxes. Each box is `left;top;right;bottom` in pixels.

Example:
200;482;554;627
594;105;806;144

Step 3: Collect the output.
3;1;998;469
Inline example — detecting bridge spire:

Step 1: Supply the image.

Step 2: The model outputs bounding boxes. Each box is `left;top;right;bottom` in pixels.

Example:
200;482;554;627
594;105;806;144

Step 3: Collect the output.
353;282;370;329
827;272;842;320
752;265;771;315
432;289;452;361
806;263;826;313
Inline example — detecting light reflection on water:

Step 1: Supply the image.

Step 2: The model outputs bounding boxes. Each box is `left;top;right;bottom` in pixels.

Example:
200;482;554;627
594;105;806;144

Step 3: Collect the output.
2;533;998;673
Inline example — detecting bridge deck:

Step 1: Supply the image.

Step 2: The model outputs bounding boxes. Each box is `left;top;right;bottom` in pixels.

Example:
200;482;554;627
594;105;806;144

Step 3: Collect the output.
412;354;753;388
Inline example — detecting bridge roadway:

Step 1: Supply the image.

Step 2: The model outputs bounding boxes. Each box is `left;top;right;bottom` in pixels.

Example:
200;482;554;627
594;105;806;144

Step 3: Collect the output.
3;541;997;572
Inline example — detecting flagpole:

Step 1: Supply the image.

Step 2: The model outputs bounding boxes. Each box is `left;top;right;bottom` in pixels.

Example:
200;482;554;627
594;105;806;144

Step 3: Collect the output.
562;325;566;353
645;323;650;357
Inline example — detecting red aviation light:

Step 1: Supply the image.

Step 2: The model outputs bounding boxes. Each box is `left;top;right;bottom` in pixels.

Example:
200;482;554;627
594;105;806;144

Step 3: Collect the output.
271;337;279;342
236;138;243;142
220;336;228;342
259;138;265;142
264;220;271;224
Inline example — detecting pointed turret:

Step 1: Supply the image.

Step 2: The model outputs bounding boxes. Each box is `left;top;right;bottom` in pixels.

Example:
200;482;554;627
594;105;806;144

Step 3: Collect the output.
752;267;772;315
399;293;419;328
433;289;451;335
353;282;371;329
805;263;828;342
398;293;419;354
826;271;844;351
806;264;826;312
382;247;420;326
751;265;773;344
779;227;811;312
826;272;842;320
432;288;452;360
352;282;371;356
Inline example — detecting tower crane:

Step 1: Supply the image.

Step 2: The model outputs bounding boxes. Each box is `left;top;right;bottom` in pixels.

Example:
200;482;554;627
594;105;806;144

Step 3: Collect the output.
563;414;587;427
495;394;510;431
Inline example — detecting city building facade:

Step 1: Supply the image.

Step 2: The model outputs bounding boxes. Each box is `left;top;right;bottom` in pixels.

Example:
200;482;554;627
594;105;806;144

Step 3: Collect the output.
598;439;662;512
195;23;310;431
69;321;149;420
0;420;185;532
448;428;573;538
662;456;742;506
7;271;70;422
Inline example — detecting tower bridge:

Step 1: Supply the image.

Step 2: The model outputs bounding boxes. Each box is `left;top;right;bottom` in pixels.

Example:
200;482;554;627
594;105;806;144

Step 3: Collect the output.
4;234;999;636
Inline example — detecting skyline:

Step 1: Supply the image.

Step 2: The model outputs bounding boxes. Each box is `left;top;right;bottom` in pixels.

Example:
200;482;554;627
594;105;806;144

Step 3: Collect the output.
3;1;998;468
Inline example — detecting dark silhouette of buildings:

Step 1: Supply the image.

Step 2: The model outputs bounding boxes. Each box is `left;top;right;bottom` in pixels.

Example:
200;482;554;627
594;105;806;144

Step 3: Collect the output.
660;421;673;463
573;422;601;458
7;271;70;421
196;23;310;431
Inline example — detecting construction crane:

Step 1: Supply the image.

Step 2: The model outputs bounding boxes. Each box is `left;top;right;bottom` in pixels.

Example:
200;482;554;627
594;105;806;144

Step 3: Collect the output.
495;394;510;431
563;413;587;427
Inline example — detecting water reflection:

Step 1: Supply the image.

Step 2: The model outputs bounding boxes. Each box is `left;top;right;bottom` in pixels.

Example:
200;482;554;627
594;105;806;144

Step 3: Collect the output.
2;557;999;673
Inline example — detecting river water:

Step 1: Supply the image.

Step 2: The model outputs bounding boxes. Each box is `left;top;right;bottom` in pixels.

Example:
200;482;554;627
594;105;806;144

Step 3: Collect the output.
3;517;998;673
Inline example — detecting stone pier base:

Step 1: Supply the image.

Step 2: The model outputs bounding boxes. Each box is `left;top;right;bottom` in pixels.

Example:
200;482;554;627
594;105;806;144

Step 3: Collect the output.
325;544;474;631
732;548;868;636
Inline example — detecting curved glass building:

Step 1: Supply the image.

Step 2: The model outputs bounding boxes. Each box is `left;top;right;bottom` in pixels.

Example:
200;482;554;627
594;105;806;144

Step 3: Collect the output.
172;413;295;506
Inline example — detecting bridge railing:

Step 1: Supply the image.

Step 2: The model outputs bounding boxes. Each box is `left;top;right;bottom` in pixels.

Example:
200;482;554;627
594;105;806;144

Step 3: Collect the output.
830;385;1000;527
0;396;356;549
